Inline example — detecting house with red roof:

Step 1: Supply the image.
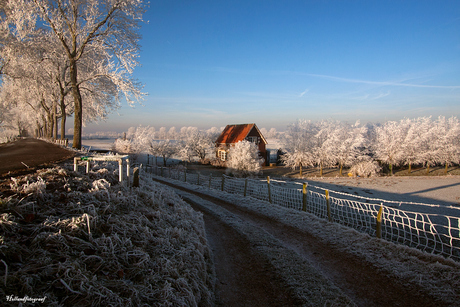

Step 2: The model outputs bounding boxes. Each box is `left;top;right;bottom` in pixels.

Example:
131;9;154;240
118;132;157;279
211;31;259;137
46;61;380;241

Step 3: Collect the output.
215;123;268;164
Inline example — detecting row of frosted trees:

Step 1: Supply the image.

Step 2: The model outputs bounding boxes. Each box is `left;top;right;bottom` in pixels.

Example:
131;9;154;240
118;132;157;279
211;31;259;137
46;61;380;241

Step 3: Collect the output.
282;116;460;176
0;1;146;148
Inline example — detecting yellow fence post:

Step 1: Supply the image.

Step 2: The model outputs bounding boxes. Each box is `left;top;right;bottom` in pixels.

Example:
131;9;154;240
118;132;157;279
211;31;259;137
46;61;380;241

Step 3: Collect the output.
326;190;331;222
302;183;308;212
376;204;383;239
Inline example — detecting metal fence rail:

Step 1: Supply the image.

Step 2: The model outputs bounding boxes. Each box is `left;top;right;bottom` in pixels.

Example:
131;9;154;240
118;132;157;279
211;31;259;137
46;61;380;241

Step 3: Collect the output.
148;166;460;262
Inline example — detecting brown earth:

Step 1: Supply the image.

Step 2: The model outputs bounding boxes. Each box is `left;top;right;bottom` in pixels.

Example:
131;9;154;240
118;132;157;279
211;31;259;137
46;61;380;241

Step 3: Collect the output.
0;138;75;178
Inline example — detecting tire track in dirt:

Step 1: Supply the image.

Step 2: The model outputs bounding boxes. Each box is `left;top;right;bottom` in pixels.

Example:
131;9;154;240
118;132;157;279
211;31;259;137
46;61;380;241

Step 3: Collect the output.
152;177;443;307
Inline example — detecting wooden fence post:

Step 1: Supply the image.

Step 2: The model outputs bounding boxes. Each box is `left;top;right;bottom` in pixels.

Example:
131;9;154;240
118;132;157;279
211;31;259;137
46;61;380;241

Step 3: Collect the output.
326;190;331;222
126;158;130;185
244;178;248;197
133;167;139;187
118;159;123;182
376;204;383;239
267;176;272;203
302;183;308;212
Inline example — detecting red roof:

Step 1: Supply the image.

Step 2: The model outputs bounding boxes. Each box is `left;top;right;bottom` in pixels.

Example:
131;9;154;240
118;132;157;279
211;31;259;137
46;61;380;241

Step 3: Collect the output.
215;124;267;145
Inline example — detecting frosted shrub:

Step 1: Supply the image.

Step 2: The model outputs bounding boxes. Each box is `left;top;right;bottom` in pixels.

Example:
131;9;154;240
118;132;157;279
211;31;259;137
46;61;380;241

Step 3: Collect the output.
349;161;381;177
226;140;263;177
10;176;46;194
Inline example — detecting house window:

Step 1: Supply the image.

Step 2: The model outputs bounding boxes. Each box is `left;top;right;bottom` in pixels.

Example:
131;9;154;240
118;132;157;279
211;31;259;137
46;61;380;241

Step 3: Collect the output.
218;150;227;161
247;136;259;144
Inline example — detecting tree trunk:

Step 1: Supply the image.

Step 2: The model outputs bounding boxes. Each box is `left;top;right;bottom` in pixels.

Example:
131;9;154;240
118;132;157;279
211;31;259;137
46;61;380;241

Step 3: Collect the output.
339;163;343;176
320;162;323;177
445;163;449;174
299;163;302;177
389;163;393;176
70;59;82;149
426;164;430;174
408;162;411;174
53;100;58;140
60;90;67;140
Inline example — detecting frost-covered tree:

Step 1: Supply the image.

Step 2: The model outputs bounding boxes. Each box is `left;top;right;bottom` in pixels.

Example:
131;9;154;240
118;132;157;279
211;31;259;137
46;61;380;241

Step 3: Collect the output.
433;116;460;174
226;140;263;177
334;121;367;176
149;140;177;166
267;127;278;138
373;120;408;175
401;117;426;174
4;0;147;149
312;119;343;176
113;126;154;161
281;120;316;176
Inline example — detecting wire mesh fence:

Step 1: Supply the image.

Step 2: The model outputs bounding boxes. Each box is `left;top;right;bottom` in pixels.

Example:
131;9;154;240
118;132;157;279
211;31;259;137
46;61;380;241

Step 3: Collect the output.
148;165;460;262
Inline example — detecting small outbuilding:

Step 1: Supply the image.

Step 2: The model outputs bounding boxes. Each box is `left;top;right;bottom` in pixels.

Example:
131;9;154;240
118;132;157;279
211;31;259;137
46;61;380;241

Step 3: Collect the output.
215;123;268;165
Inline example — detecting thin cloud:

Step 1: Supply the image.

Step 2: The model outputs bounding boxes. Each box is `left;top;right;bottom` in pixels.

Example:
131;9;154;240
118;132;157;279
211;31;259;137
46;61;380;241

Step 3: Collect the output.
302;73;460;89
371;92;391;100
299;89;309;97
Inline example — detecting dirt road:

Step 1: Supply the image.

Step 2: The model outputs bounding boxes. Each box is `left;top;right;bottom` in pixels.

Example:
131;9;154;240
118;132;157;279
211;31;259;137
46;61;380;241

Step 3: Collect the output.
0;138;75;177
152;177;459;306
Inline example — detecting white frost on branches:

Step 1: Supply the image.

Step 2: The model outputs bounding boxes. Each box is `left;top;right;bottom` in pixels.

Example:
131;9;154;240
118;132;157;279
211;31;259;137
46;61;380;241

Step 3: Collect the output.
226;140;263;177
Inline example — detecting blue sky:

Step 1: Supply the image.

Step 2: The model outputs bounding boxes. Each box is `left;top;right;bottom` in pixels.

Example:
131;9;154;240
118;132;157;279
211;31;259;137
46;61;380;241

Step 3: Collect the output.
85;0;460;133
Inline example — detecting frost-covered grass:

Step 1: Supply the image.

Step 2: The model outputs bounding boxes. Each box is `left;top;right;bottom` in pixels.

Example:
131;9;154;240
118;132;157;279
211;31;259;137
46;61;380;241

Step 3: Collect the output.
0;163;214;306
154;175;460;305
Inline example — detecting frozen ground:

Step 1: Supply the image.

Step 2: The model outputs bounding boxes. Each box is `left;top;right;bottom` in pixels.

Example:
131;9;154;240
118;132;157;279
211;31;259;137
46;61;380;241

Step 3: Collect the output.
151;174;460;306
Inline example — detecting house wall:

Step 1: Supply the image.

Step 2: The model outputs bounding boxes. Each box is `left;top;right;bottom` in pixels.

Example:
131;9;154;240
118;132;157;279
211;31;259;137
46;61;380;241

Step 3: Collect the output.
247;127;266;154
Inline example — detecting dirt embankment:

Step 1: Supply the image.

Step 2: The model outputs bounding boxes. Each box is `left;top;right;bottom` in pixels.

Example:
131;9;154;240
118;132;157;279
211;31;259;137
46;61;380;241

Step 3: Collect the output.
0;138;75;177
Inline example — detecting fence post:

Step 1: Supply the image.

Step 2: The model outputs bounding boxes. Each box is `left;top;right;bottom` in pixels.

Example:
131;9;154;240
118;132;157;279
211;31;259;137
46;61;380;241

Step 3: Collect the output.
118;159;123;182
86;160;90;173
376;204;383;239
221;176;225;191
184;169;187;182
302;183;308;212
244;178;248;197
126;158;130;185
326;190;331;222
197;173;200;185
133;167;139;187
209;174;212;189
74;157;78;172
267;176;272;203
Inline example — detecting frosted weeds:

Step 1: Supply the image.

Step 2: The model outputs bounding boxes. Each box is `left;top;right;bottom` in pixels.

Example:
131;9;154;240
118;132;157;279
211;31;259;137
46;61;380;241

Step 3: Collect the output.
0;165;215;306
